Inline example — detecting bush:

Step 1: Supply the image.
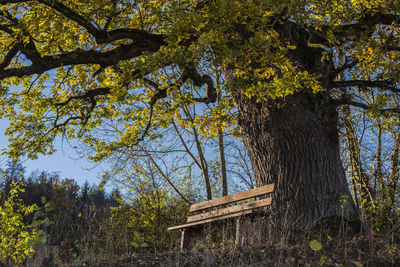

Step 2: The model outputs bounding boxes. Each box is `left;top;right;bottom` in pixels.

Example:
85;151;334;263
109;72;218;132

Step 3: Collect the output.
0;181;39;264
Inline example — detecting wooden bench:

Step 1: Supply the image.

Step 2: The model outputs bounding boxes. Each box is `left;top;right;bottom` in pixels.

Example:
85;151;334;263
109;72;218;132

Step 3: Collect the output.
168;183;274;250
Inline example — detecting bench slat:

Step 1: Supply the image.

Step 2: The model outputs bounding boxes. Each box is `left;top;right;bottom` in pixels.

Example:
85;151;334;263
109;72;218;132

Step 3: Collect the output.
167;210;254;231
187;197;272;223
190;183;274;212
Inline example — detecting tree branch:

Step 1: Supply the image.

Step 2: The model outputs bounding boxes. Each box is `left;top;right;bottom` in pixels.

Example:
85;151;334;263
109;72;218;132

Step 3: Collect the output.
330;80;400;93
0;0;98;35
301;13;400;47
0;0;166;45
183;65;217;103
0;42;21;70
385;45;400;51
0;24;14;35
54;87;111;107
330;60;358;79
0;40;164;79
334;99;400;114
144;150;191;204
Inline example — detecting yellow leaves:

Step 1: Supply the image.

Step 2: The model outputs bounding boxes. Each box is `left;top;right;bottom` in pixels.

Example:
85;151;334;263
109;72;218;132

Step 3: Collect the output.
195;108;233;137
350;0;386;10
2;0;394;163
364;47;374;61
179;120;188;129
0;181;39;263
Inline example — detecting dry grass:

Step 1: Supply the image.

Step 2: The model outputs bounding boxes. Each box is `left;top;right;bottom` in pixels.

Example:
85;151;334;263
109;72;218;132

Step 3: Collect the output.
22;212;399;266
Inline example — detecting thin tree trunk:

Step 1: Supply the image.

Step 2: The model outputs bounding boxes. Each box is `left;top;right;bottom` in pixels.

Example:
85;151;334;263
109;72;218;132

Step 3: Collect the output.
389;127;400;208
342;105;375;208
172;119;212;200
375;120;383;191
218;129;228;196
192;127;212;200
215;70;228;196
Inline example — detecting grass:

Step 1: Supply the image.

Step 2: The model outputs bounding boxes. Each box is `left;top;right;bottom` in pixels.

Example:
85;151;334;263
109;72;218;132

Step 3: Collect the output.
23;215;399;266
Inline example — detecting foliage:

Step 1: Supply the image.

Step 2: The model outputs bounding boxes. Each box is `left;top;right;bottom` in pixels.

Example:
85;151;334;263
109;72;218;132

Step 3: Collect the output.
0;0;398;165
108;184;190;252
340;103;400;235
31;196;55;245
0;180;38;264
0;162;190;264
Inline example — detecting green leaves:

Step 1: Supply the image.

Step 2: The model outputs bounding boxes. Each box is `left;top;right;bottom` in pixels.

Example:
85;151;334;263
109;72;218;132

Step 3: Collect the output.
130;231;148;249
310;240;329;266
310;239;323;251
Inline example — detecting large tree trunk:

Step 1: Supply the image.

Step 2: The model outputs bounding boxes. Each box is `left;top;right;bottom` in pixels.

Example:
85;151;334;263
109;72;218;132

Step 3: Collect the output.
234;90;359;230
222;21;359;231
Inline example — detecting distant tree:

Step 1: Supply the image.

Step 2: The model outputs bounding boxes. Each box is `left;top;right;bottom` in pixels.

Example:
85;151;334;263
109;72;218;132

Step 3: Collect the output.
0;160;26;201
80;180;91;206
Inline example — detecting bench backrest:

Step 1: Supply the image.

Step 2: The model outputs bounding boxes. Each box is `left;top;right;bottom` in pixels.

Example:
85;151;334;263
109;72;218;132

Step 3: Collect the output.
190;183;275;212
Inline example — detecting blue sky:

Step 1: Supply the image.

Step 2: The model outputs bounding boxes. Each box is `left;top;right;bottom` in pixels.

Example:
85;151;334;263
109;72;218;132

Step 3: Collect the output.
0;118;104;186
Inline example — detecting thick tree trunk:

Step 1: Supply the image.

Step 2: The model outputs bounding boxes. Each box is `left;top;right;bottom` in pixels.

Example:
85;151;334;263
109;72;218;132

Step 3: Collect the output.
234;90;359;230
222;20;359;231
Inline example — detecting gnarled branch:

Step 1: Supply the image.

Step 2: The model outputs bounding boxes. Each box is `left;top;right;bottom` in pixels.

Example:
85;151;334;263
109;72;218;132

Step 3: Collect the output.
183;65;217;103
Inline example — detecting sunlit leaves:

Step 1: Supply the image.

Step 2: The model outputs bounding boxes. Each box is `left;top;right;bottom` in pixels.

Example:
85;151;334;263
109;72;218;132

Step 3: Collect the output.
0;181;39;264
0;0;399;161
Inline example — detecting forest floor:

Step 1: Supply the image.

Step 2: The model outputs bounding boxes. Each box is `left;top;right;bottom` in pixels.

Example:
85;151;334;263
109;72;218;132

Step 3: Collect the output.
113;237;399;267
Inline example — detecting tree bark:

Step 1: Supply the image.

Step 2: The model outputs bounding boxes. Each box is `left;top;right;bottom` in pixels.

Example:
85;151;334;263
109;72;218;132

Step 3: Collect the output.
233;90;359;230
221;21;360;231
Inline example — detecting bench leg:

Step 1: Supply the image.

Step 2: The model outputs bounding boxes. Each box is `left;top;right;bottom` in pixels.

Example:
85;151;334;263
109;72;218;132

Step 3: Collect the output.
235;216;264;247
180;227;207;251
180;230;190;251
180;228;199;251
235;217;242;247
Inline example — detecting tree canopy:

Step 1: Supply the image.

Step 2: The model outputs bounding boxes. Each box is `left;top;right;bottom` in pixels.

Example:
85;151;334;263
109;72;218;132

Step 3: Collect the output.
1;0;399;160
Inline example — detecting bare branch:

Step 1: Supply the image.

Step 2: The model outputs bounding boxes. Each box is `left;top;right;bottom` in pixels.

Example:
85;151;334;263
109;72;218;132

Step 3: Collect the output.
171;120;202;170
330;60;358;79
334;99;400;114
144;150;191;204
